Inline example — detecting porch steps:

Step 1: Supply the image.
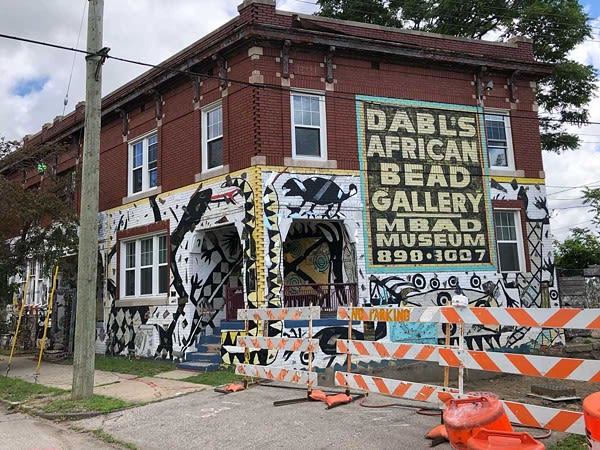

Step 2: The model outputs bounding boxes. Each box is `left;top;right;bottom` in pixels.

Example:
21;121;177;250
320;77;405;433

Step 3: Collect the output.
177;328;223;372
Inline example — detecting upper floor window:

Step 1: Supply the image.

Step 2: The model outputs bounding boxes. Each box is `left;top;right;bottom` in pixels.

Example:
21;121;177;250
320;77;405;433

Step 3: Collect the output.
120;233;168;299
129;132;158;195
485;112;514;170
494;210;525;273
202;102;223;171
291;92;327;159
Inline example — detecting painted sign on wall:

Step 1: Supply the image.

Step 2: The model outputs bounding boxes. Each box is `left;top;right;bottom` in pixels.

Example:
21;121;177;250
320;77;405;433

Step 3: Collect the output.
357;96;495;271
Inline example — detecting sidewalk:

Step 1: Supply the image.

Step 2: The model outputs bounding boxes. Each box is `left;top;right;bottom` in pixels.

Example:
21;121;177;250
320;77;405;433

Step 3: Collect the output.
0;355;207;404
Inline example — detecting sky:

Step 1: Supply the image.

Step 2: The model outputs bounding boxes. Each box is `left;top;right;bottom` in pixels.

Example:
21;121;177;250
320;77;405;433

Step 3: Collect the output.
0;0;598;242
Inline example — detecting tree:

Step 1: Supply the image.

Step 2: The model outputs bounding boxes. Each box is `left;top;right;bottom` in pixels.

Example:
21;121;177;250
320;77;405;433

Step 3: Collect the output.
583;187;600;228
554;227;600;269
0;140;79;303
316;0;597;153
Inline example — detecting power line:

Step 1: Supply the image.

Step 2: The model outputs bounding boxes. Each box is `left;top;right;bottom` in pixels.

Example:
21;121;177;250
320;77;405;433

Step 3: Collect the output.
62;0;88;116
2;31;600;130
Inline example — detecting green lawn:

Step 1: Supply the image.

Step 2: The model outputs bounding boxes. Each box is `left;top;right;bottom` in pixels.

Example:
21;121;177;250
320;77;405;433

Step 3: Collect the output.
57;355;175;378
548;434;586;450
0;376;129;415
0;376;63;402
42;394;129;414
183;368;244;386
93;355;174;377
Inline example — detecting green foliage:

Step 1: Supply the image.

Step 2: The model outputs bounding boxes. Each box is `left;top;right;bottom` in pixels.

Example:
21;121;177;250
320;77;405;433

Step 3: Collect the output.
42;394;129;414
583;187;600;228
554;227;600;269
548;434;586;450
0;376;64;403
316;0;598;153
0;140;79;301
183;367;244;386
92;355;174;377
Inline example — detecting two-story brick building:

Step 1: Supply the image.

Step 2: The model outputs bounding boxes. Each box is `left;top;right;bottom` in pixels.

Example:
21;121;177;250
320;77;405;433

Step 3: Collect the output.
11;0;556;369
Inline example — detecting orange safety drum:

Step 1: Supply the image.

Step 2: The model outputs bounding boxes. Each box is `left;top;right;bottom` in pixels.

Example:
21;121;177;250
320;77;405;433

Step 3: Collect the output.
443;393;513;450
584;392;600;449
466;429;545;450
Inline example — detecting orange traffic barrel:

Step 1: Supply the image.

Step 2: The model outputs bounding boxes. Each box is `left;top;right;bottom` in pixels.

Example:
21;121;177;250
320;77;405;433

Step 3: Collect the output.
583;392;600;449
443;393;513;450
466;429;545;450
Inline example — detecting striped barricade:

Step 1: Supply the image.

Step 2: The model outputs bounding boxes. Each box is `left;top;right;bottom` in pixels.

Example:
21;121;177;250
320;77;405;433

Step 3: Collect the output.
238;306;321;321
338;306;440;323
337;340;439;362
438;347;600;382
236;364;317;385
238;336;319;353
234;306;320;388
335;371;457;404
439;306;600;329
334;304;600;435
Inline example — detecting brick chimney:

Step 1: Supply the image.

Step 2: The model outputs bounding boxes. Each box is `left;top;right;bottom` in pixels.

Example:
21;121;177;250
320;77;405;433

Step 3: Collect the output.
237;0;276;23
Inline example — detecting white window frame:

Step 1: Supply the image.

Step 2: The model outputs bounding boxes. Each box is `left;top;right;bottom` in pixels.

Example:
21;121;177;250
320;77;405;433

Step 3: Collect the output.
494;209;526;273
119;233;168;300
291;91;327;160
201;101;224;172
128;131;158;196
484;110;515;171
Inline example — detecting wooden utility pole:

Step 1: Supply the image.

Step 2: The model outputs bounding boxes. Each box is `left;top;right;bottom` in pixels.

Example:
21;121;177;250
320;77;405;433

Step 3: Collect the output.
72;0;104;400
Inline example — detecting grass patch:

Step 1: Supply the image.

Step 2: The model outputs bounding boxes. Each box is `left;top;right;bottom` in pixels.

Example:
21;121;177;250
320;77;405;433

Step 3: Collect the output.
90;429;139;450
183;367;244;386
58;355;175;378
42;394;129;414
0;376;63;403
94;355;174;377
549;434;586;450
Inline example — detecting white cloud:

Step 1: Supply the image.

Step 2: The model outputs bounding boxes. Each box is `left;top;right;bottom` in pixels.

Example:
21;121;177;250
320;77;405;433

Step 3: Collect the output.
1;0;598;242
545;16;600;242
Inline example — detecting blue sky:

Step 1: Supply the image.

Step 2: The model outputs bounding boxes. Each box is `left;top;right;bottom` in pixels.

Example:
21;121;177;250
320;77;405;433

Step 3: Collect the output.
11;76;49;97
0;0;598;240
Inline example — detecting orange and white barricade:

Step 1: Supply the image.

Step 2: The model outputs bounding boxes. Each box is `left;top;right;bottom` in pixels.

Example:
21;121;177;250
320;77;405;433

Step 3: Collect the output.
334;305;600;435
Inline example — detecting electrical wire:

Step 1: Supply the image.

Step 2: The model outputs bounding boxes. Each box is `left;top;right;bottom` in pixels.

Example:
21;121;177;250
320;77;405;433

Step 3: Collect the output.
62;0;88;116
1;31;600;128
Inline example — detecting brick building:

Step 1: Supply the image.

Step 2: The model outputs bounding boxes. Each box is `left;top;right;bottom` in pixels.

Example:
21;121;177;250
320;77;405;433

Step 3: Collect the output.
10;0;556;369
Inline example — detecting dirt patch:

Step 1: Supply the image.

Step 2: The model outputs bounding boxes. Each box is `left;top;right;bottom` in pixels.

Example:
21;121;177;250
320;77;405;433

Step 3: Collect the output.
463;374;596;410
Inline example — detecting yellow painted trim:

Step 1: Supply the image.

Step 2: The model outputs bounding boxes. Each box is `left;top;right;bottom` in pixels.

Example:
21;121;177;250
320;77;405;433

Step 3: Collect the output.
490;176;545;184
106;167;252;214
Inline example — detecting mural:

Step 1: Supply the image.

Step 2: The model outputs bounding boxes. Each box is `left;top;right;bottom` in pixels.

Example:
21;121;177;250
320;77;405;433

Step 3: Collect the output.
357;96;494;270
93;100;558;371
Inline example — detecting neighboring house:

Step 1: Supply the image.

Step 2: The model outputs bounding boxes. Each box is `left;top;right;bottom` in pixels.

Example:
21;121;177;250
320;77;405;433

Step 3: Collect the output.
10;0;557;369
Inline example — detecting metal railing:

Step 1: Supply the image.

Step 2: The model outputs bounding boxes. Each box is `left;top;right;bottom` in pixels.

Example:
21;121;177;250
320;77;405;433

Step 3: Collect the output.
282;282;357;316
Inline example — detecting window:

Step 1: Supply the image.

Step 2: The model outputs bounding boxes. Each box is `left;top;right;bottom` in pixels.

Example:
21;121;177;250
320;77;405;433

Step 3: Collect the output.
128;133;158;195
291;92;327;159
485;112;514;169
202;103;223;171
120;234;168;299
494;210;525;272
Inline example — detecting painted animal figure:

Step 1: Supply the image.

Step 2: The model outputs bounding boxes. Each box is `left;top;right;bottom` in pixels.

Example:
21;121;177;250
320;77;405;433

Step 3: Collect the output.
282;177;357;217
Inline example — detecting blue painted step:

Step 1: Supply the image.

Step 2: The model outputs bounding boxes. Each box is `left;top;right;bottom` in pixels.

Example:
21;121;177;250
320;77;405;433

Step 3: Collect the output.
220;321;245;331
185;352;222;363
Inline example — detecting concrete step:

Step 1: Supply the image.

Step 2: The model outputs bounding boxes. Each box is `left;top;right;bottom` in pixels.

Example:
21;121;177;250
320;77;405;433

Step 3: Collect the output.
185;352;222;363
194;343;222;353
177;360;220;372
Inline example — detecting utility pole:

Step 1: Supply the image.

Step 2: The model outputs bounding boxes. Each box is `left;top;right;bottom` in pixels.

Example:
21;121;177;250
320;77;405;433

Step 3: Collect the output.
72;0;104;400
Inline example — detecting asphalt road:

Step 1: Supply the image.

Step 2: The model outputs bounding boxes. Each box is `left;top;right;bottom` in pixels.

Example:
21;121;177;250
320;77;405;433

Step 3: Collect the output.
0;405;118;450
75;384;451;450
